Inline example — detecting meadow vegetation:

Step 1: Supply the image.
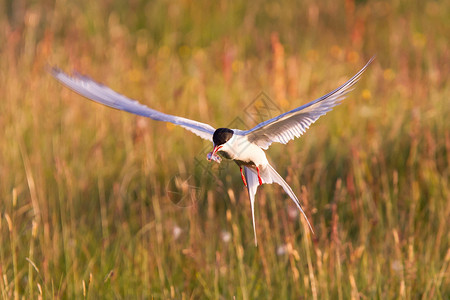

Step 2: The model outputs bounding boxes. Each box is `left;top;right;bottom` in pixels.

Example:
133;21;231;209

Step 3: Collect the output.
0;0;449;298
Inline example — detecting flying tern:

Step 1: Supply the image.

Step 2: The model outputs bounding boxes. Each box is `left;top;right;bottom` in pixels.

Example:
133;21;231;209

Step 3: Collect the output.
51;57;374;245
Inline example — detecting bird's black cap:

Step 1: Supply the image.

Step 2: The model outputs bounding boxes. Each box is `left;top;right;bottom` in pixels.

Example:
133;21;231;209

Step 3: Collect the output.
213;128;234;146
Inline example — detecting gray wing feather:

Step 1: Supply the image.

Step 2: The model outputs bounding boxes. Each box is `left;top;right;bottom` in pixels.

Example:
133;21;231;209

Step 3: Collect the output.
51;68;216;141
241;57;374;149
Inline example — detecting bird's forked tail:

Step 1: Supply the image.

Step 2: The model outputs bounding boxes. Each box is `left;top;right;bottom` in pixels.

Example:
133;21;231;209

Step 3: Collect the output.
244;164;314;246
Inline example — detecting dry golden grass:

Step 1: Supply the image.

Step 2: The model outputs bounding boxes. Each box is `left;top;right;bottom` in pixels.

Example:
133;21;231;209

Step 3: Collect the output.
0;0;449;298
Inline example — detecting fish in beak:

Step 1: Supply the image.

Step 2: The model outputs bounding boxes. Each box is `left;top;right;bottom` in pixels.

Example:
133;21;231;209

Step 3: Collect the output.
207;145;222;163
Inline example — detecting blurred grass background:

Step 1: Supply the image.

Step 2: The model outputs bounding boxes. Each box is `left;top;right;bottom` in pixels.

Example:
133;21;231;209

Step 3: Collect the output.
0;0;449;298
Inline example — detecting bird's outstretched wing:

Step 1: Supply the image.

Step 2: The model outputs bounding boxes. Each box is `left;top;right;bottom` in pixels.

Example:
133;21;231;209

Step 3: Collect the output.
241;57;374;149
51;68;216;141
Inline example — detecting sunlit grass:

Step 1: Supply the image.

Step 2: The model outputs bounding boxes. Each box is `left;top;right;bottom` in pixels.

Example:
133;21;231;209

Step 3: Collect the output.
0;0;449;298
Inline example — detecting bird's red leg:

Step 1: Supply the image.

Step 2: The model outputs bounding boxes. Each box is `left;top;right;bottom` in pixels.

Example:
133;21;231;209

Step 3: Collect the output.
240;167;247;187
256;166;263;185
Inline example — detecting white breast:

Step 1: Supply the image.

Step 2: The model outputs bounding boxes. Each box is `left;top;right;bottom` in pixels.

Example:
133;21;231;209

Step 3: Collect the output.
221;134;269;167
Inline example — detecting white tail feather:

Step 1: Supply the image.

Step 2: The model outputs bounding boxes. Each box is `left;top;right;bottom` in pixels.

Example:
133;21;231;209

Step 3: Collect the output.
243;164;314;246
264;164;314;234
244;166;260;246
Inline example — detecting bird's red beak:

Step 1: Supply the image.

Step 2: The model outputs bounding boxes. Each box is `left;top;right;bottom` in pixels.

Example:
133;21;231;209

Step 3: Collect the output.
212;145;222;156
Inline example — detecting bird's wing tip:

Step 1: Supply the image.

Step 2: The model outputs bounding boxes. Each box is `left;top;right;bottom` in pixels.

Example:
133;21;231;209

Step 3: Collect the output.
46;65;61;76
